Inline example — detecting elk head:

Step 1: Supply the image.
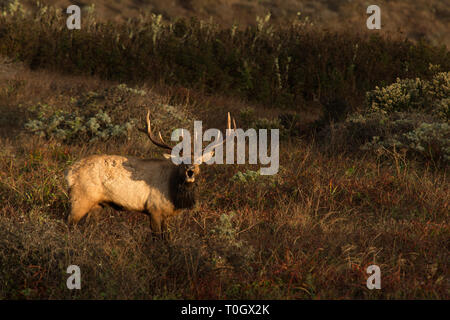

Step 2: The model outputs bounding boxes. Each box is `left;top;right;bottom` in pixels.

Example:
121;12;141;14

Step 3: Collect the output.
140;109;236;186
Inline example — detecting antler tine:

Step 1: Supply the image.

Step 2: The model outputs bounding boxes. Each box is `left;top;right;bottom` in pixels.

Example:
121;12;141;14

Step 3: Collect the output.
144;110;173;151
226;112;237;133
225;112;238;143
201;112;236;154
224;112;237;135
158;132;166;144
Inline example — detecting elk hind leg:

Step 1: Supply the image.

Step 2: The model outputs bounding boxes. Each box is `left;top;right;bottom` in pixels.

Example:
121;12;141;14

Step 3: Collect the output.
149;211;164;239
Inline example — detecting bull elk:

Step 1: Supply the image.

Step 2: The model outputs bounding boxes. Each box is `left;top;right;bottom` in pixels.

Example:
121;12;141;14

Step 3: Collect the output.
65;110;235;237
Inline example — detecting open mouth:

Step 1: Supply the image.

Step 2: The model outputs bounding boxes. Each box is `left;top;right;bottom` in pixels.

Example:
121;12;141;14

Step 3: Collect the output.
186;169;195;182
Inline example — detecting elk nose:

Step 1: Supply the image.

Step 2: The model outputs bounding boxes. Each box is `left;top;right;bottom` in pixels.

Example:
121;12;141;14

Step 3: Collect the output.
187;169;194;178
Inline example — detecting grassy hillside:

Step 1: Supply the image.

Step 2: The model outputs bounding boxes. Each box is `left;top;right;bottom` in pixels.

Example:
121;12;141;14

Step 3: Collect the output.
9;0;450;48
1;63;448;299
0;2;448;299
1;4;448;117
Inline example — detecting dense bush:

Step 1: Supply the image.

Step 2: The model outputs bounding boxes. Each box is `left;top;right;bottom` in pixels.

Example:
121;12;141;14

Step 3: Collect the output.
24;107;136;143
208;212;255;271
332;113;433;162
401;122;449;162
239;107;301;138
1;2;449;116
21;81;194;144
354;113;449;164
230;169;261;183
328;71;450;164
367;71;449;120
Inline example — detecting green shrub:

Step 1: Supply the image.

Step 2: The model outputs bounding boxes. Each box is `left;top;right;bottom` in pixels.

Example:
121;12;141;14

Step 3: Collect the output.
239;107;256;128
331;111;449;164
239;107;292;138
1;2;449;115
251;117;284;132
329;71;450;164
367;71;450;120
403;122;450;162
230;170;261;183
115;83;147;97
367;78;427;113
25;108;135;143
208;212;255;270
360;120;449;164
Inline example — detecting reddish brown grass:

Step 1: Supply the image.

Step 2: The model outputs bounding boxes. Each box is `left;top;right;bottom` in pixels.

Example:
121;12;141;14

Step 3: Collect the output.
0;65;448;299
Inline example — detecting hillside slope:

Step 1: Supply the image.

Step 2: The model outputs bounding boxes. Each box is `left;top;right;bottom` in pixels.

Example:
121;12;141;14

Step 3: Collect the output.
11;0;450;48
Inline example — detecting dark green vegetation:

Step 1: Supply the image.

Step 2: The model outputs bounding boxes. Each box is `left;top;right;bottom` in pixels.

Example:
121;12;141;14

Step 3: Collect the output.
1;5;449;113
0;3;448;299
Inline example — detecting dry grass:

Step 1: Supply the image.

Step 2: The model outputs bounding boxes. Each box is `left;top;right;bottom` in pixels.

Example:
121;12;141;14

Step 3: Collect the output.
2;5;448;117
0;64;448;299
13;0;450;48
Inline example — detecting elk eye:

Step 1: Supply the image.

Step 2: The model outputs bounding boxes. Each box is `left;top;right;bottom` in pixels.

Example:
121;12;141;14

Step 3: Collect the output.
187;169;194;178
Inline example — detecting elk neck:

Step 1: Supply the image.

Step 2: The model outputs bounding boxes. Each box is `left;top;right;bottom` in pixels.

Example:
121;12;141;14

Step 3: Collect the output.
169;167;198;209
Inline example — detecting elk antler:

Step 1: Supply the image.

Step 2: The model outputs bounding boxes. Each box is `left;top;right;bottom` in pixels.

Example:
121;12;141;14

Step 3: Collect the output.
140;110;237;156
201;112;237;153
140;110;173;151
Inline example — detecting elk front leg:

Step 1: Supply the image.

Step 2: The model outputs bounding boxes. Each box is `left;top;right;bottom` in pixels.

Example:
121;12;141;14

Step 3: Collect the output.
85;204;103;223
160;217;172;240
68;199;99;224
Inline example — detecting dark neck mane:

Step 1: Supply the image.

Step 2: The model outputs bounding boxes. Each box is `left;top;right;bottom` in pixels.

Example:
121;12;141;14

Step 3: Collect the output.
169;170;197;209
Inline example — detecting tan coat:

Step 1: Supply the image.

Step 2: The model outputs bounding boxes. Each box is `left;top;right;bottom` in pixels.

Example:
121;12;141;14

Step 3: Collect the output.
65;155;199;234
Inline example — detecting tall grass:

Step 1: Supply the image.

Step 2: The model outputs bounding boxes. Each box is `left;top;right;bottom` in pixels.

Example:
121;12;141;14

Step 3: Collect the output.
0;63;449;299
1;4;449;115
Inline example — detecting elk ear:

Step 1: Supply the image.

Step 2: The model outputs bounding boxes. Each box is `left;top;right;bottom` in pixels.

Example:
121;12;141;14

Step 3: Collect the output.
201;150;215;163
